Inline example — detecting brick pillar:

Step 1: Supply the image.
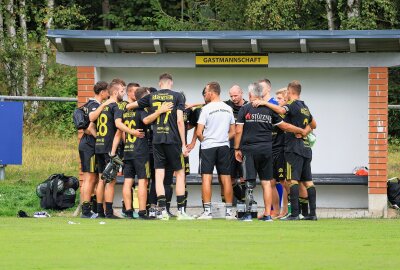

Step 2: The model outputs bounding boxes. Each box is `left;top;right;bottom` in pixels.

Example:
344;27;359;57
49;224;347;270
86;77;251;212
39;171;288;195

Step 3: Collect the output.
368;67;388;216
77;66;95;186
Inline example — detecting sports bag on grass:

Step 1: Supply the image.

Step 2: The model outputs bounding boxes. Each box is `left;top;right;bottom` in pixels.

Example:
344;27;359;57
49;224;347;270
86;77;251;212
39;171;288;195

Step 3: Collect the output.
36;174;79;210
388;177;400;208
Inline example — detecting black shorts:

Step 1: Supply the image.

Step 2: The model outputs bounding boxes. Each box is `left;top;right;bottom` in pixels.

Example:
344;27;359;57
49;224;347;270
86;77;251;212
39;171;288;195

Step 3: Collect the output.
230;148;243;179
123;157;150;180
200;146;231;175
153;144;184;171
79;150;98;173
184;156;190;176
96;153;111;173
242;152;273;181
285;152;312;181
273;151;286;181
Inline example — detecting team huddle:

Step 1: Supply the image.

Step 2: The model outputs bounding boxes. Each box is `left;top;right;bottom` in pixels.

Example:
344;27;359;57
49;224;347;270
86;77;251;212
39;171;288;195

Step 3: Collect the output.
78;73;317;221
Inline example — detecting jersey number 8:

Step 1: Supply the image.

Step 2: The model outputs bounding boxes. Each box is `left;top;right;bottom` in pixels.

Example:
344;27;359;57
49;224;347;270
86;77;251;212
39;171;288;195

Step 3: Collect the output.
97;114;108;137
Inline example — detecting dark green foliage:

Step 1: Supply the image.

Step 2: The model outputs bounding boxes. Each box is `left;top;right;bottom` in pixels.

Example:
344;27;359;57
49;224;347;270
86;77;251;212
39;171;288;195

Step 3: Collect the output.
0;0;399;137
26;57;77;138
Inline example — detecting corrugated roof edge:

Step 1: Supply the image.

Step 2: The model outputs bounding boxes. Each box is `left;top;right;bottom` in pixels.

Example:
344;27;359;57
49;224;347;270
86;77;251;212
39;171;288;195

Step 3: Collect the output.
47;29;400;40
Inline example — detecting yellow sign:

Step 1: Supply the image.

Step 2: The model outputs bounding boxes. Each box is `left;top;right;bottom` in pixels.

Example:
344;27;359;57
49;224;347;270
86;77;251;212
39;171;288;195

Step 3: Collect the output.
196;54;268;67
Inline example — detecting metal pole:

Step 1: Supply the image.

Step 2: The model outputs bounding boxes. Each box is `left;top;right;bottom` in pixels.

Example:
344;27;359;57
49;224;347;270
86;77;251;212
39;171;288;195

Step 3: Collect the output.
0;165;6;180
0;96;77;102
389;105;400;110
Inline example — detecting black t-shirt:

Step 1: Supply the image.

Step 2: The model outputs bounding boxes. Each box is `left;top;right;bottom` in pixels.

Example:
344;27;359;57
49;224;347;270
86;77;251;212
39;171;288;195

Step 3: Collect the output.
272;114;286;154
283;99;313;158
79;99;100;153
138;89;185;145
225;99;248;147
147;123;154;155
119;108;149;160
95;102;120;154
189;106;202;127
184;106;202;144
224;99;248;121
237;103;282;155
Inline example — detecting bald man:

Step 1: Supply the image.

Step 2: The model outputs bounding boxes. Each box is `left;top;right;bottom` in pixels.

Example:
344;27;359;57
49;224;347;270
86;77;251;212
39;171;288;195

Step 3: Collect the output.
224;85;248;203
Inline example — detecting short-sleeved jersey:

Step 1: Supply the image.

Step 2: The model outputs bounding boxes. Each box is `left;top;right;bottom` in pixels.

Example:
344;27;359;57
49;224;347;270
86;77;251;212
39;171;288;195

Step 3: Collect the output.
237;103;283;155
79;99;100;153
283;99;313;158
198;101;235;149
225;99;248;147
95;102;120;154
138;89;185;145
184;105;203;144
224;99;248;122
188;106;202;127
119;108;149;160
272;114;286;154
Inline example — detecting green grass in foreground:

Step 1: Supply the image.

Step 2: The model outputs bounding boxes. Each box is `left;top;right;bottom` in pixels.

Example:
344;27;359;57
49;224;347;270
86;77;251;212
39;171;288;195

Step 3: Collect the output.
0;218;399;270
1;133;400;217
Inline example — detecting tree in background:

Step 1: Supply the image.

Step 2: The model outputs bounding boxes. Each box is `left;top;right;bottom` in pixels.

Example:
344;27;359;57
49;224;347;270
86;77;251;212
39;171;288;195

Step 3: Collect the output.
0;0;399;137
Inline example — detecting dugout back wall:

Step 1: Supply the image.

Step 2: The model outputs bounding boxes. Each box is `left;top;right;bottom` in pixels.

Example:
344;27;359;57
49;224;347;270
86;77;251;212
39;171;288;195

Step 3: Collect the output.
98;66;369;175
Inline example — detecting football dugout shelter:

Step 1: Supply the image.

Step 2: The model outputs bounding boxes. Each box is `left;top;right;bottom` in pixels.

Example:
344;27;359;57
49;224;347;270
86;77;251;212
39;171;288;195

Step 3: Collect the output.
47;29;399;217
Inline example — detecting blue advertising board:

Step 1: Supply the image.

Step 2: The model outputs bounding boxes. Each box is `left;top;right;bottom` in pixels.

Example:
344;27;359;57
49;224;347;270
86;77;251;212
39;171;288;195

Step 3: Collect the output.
0;102;23;165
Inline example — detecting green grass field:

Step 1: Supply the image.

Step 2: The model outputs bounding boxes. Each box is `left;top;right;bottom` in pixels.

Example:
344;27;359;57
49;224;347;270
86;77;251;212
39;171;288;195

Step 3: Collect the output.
1;133;400;217
0;218;399;269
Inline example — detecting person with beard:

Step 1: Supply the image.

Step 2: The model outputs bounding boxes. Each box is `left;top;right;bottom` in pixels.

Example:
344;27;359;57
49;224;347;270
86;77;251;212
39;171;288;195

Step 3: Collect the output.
94;78;127;218
223;85;248;203
79;81;110;218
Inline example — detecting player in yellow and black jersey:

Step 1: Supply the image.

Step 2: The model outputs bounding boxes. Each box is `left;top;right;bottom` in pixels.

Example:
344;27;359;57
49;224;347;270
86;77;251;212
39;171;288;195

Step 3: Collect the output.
110;87;152;219
94;78;126;219
252;80;316;220
126;73;192;220
79;81;110;218
271;88;289;218
281;81;317;220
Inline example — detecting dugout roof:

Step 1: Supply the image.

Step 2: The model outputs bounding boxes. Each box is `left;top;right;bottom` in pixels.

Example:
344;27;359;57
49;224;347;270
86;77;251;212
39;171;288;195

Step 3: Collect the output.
47;29;400;54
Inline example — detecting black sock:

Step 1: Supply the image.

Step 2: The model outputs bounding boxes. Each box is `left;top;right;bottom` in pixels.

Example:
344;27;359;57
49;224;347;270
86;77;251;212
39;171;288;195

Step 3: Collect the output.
157;195;166;208
184;187;188;208
138;210;146;217
232;182;243;201
91;196;97;213
300;197;309;216
221;194;225;203
97;203;104;216
105;202;113;216
307;186;317;216
82;201;91;215
289;184;300;217
177;195;186;212
165;184;173;211
240;182;246;201
121;200;126;214
125;209;133;218
204;202;211;213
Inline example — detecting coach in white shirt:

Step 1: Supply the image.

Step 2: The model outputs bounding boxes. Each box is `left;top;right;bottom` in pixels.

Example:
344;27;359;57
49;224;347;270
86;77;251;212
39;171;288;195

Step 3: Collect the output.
196;81;236;220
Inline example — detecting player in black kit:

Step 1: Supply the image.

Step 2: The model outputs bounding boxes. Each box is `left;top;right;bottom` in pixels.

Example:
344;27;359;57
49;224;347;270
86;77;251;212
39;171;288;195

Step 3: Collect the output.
126;73;193;220
252;80;317;220
235;82;308;221
94;78;126;218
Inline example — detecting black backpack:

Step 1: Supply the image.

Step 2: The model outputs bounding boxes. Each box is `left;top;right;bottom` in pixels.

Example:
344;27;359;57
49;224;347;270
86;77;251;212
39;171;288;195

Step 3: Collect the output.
73;100;94;130
387;177;400;208
36;174;79;210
